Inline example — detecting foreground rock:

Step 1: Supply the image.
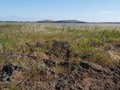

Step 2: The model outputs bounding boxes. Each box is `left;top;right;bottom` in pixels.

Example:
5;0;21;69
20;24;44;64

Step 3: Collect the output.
0;40;119;90
0;59;119;90
0;63;24;83
46;40;71;60
55;61;120;90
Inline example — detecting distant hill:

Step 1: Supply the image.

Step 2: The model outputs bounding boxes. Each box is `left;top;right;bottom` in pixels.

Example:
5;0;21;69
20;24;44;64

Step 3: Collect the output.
37;20;86;23
1;20;120;24
37;20;55;23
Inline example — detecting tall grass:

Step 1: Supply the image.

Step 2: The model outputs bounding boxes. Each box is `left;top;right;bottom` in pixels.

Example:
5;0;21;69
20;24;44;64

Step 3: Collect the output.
0;23;120;67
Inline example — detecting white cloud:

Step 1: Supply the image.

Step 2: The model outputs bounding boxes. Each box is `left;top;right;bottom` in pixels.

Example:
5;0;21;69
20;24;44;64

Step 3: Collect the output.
100;11;114;14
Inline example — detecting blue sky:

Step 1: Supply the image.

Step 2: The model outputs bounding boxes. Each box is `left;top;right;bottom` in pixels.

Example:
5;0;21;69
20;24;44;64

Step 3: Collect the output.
0;0;120;22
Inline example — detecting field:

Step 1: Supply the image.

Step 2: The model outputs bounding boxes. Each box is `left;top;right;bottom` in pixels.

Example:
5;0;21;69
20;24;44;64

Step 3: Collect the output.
0;23;120;89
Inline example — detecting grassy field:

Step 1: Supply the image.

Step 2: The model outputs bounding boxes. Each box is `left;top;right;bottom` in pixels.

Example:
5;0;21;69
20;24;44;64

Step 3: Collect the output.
0;23;120;67
0;23;120;89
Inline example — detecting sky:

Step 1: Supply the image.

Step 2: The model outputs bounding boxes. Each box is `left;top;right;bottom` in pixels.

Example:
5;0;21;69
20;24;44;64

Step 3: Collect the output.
0;0;120;22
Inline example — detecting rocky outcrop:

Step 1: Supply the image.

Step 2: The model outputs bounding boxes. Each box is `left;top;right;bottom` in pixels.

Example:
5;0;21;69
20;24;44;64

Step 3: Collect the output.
0;63;24;83
46;40;71;60
0;41;119;90
55;61;120;90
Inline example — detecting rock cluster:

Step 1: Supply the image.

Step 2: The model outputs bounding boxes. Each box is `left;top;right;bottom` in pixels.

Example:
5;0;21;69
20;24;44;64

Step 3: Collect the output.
0;40;119;90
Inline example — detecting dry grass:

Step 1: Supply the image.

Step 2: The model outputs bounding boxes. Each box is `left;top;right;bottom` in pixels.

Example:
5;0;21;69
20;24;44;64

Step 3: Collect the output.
0;23;120;67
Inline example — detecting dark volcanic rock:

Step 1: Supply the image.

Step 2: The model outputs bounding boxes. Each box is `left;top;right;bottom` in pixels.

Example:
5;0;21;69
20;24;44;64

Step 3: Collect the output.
55;61;120;90
0;63;24;82
80;61;105;72
80;53;93;60
58;61;69;68
0;40;120;89
43;60;56;68
46;40;71;59
2;63;14;76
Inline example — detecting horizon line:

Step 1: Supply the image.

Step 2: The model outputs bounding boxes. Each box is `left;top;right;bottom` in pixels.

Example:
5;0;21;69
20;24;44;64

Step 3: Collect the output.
0;20;120;23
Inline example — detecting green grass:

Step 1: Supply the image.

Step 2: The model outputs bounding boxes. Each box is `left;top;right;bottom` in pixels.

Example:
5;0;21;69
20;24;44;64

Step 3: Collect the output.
0;23;120;67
